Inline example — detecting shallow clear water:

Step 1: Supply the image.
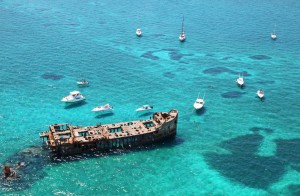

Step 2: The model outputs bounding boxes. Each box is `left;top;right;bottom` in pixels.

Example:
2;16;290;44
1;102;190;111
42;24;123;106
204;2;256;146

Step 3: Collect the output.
0;0;300;195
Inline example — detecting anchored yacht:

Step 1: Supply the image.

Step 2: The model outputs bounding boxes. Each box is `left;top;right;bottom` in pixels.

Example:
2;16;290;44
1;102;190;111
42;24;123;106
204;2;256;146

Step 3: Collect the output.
136;28;142;37
136;105;153;112
92;104;113;113
256;89;265;99
61;91;85;103
236;74;244;87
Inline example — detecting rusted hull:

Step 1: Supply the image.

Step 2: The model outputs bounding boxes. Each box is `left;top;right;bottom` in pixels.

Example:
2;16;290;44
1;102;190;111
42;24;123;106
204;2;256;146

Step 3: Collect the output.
55;129;176;156
41;110;179;156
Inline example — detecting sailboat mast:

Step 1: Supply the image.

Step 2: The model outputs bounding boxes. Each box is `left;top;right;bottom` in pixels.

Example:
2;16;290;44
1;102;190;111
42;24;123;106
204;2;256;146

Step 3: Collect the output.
182;16;184;33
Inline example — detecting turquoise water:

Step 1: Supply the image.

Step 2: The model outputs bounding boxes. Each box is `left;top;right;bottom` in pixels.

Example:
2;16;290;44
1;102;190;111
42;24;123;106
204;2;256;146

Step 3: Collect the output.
1;0;300;195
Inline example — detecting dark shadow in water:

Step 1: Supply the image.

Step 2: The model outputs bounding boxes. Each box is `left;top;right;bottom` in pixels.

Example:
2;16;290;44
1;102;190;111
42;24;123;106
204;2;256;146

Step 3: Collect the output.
141;51;159;60
203;67;251;77
240;71;251;77
221;91;246;98
250;127;274;134
1;135;184;192
95;113;114;119
195;107;206;116
249;55;272;60
64;101;87;109
168;51;193;61
220;134;263;154
0;145;51;192
204;134;286;189
257;96;266;102
162;48;177;52
257;80;275;85
41;73;64;80
163;71;175;79
222;56;233;60
203;67;233;75
287;184;300;196
291;165;300;172
275;139;300;165
237;83;246;89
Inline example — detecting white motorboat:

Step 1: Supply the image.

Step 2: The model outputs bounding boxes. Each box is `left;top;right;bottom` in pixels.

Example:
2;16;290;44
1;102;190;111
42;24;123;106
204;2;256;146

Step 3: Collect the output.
77;79;89;86
61;91;85;103
236;74;244;87
136;105;153;112
193;94;205;110
92;104;113;113
136;28;142;37
179;16;186;42
256;89;265;99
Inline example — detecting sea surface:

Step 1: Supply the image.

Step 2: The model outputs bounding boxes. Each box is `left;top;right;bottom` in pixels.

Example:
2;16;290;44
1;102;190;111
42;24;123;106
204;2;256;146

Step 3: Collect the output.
1;0;300;195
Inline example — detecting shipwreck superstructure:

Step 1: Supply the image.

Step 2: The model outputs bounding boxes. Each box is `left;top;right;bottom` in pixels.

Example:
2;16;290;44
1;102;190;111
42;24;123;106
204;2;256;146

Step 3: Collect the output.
40;110;178;155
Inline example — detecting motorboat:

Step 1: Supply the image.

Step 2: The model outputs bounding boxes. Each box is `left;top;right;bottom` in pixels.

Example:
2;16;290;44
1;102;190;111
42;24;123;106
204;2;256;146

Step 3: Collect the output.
61;91;85;103
194;94;205;110
77;79;89;86
136;105;153;112
92;104;113;113
136;28;142;37
236;74;244;87
256;89;265;99
179;16;186;42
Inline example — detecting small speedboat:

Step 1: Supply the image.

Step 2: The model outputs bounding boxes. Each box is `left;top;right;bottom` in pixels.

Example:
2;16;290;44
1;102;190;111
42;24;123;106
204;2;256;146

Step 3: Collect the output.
236;74;244;87
194;98;205;110
92;104;113;113
77;79;89;86
61;91;85;103
136;28;142;37
256;89;265;99
136;105;153;112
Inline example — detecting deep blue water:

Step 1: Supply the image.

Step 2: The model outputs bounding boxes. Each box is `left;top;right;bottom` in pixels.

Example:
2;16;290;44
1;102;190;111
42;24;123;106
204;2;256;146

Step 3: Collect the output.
1;0;300;195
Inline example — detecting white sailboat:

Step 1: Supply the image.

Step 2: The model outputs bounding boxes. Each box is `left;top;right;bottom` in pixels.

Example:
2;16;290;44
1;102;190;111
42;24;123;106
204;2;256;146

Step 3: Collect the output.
193;93;205;110
271;25;277;40
136;28;142;37
236;73;244;87
256;89;265;99
179;16;186;42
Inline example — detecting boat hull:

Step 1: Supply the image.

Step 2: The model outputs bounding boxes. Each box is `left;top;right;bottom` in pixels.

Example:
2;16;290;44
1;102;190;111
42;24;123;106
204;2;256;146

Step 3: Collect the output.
40;110;178;156
193;104;204;110
61;97;86;103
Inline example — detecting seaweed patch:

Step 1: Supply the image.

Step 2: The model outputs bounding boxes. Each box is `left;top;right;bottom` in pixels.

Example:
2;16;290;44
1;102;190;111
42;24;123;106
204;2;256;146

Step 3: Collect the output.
41;73;64;80
163;72;175;79
221;91;245;98
141;51;159;60
249;55;272;60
